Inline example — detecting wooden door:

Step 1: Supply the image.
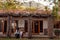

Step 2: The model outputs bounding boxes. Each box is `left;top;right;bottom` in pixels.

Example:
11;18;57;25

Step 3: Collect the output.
3;20;7;34
0;20;4;33
11;20;18;33
32;20;40;34
32;20;43;34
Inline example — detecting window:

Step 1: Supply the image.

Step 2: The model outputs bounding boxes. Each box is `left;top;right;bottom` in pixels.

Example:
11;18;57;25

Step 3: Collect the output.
4;21;7;33
0;20;2;32
24;20;28;32
54;22;60;28
59;0;60;1
40;20;43;32
15;20;18;29
34;21;39;33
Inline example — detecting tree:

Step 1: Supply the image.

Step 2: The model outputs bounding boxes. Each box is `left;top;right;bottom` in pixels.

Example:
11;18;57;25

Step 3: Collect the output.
26;7;37;12
0;2;3;9
52;0;59;20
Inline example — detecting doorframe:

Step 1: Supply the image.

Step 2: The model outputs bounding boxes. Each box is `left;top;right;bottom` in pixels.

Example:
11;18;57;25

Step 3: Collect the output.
32;20;40;34
0;20;4;33
3;20;7;34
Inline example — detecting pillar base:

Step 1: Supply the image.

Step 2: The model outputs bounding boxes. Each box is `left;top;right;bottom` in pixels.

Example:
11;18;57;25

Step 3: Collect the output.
49;37;54;39
28;37;32;39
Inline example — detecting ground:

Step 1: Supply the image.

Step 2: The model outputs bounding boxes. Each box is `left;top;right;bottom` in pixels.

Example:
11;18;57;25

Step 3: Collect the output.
0;37;60;40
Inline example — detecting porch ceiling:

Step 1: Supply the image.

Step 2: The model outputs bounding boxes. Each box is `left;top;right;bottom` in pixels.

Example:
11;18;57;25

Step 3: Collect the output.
0;13;54;18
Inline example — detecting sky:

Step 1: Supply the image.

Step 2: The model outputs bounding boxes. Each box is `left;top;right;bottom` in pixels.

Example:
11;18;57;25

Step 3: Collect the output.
15;0;55;10
1;0;58;10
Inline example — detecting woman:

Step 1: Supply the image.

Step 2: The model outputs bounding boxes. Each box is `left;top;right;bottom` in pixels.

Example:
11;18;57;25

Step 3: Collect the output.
15;28;20;38
20;30;23;38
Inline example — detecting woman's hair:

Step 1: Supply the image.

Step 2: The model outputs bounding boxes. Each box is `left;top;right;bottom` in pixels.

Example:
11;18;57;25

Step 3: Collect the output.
17;28;19;31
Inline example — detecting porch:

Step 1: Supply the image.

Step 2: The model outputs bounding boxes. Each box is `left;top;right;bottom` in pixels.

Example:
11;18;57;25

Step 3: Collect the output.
0;13;54;38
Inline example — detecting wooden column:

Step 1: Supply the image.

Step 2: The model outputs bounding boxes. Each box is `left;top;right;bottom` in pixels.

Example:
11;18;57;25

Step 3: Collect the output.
11;16;13;30
7;15;11;37
10;16;14;34
28;17;32;39
48;17;54;39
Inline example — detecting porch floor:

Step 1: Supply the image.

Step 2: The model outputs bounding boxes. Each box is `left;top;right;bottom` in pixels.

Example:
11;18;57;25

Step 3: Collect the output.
0;33;56;38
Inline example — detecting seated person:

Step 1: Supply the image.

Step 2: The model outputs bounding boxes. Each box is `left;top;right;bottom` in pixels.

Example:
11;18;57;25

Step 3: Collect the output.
20;30;23;38
15;28;20;38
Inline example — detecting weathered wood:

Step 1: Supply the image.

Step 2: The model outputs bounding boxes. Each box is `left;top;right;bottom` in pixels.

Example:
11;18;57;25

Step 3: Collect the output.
7;15;11;37
11;16;14;33
0;13;53;18
48;17;54;39
28;17;32;39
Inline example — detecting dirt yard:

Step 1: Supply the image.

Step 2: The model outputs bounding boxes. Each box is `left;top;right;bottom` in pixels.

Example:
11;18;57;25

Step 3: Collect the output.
0;37;60;40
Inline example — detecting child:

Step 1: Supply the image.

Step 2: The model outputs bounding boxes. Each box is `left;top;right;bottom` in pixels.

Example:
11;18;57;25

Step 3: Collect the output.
20;30;23;38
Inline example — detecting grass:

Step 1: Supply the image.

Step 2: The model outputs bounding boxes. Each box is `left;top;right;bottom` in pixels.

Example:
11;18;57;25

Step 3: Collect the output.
0;37;60;40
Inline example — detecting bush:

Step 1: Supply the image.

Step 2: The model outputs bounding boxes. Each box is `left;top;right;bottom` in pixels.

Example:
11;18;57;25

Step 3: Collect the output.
54;29;60;36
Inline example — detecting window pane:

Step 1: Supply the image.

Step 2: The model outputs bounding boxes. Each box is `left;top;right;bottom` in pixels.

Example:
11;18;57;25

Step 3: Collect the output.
34;21;39;33
40;20;43;32
25;20;28;32
4;21;7;33
0;20;2;32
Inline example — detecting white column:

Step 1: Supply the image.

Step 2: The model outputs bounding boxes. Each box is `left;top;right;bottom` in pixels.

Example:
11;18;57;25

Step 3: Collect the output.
43;20;48;29
18;19;25;28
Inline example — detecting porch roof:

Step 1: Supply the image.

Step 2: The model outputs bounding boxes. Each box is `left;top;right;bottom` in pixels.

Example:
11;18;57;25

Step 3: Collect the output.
0;9;54;18
0;13;54;18
0;9;52;14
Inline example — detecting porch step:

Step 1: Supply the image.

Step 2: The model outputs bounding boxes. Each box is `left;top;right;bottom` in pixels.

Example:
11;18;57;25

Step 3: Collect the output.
23;34;49;38
0;34;7;37
23;33;56;38
0;33;56;38
32;35;49;37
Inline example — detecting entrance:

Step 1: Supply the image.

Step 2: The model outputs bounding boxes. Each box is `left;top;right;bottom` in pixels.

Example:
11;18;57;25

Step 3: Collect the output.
3;21;7;34
0;20;7;34
0;20;3;32
32;20;43;34
12;20;18;33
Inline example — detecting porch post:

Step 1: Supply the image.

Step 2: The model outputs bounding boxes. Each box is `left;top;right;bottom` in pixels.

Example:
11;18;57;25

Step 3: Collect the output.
48;17;54;39
28;17;32;39
11;16;13;28
7;15;11;37
10;16;14;35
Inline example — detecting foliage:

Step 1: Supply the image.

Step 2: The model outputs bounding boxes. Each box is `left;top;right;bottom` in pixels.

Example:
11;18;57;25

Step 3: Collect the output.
26;7;37;11
52;0;59;20
17;6;26;10
3;2;17;9
54;29;60;36
0;2;3;9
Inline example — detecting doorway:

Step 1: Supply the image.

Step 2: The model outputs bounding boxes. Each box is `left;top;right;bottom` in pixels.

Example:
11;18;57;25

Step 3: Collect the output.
0;20;2;32
3;21;7;34
32;20;43;34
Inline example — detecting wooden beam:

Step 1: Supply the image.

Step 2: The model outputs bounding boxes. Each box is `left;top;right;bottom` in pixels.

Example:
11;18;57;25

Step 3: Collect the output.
48;17;54;39
7;15;11;37
28;17;32;39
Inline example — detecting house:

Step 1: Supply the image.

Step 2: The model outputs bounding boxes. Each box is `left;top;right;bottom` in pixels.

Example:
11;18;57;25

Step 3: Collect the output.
0;0;59;38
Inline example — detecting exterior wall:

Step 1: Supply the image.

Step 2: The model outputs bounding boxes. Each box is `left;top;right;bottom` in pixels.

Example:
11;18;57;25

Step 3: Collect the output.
0;17;49;33
43;20;48;29
18;20;25;31
17;18;49;35
18;19;25;28
0;17;54;37
43;20;48;35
